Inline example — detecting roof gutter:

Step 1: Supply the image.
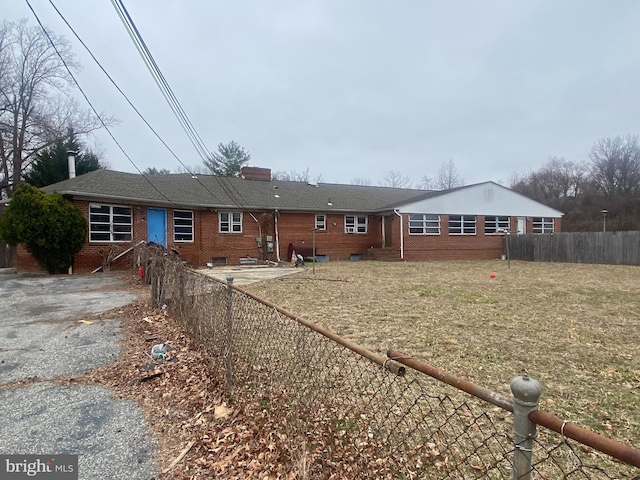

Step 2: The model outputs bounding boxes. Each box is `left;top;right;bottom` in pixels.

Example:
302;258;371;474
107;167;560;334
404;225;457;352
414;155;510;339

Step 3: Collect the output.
393;208;404;260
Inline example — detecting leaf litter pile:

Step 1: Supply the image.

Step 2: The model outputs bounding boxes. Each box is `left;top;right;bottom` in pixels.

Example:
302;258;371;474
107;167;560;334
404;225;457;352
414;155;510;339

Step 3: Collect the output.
71;273;383;479
66;260;639;478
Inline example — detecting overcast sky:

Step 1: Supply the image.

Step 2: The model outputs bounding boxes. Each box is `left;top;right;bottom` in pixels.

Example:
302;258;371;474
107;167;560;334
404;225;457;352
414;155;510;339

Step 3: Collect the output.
7;1;640;186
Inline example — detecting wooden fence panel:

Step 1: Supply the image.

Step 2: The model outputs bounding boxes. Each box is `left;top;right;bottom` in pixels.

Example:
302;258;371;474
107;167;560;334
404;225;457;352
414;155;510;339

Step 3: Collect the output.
506;231;640;266
0;244;16;268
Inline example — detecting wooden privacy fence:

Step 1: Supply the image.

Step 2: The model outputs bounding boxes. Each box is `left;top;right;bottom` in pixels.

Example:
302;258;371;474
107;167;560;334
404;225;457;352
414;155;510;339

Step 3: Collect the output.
507;231;640;265
0;203;16;268
0;244;16;268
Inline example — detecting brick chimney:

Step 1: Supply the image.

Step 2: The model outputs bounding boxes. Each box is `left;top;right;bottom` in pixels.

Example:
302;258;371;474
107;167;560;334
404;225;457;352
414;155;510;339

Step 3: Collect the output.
241;166;271;181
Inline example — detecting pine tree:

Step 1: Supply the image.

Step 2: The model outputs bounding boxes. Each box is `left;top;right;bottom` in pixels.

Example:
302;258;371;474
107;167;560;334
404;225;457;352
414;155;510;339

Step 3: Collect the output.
203;141;251;176
22;129;103;187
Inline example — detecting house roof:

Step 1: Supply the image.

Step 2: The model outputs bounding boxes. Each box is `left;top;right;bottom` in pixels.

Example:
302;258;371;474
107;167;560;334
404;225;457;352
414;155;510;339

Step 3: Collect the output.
43;169;436;213
42;169;563;217
400;181;564;217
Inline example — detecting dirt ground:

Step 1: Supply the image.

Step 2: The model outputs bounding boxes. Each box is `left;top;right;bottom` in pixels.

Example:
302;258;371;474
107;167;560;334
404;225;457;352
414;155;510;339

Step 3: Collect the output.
246;259;640;446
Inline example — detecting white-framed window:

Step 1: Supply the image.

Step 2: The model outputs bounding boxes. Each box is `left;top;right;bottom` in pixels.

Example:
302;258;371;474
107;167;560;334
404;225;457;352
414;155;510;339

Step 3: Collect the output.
449;215;476;234
345;215;367;234
484;216;510;234
89;204;132;242
409;214;440;234
174;210;194;242
532;217;554;234
219;212;242;233
315;214;326;231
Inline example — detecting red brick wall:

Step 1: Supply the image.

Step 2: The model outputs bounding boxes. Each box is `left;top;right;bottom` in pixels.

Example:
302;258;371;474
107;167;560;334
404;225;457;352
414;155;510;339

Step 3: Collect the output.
402;214;504;261
15;201;563;273
277;212;382;262
16;245;41;273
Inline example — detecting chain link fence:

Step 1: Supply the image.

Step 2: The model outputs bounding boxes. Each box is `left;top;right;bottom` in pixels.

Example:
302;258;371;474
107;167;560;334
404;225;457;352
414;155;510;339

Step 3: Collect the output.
138;247;640;479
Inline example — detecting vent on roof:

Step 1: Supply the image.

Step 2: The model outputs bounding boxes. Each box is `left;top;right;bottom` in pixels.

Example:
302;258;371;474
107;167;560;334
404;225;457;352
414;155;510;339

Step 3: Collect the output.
308;181;319;187
241;166;271;181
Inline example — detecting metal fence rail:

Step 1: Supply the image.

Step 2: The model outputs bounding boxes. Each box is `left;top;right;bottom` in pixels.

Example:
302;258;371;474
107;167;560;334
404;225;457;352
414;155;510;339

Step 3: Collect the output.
138;247;640;479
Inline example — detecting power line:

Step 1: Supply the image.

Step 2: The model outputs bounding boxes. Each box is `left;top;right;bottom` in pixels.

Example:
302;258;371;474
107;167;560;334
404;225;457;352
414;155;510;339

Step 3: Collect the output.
46;0;230;206
25;0;178;207
108;0;254;211
111;0;210;163
42;0;255;212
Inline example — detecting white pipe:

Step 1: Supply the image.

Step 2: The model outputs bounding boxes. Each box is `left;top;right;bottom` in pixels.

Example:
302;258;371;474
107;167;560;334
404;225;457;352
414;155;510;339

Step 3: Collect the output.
393;209;404;260
67;150;76;179
274;210;281;262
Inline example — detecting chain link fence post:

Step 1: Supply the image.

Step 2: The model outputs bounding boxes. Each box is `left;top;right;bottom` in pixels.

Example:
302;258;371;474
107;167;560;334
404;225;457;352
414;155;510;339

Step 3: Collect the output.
510;374;542;480
225;275;234;393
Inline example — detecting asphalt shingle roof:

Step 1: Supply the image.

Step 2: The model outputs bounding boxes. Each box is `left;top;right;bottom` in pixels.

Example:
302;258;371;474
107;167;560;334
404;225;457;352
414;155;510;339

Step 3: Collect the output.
43;169;440;213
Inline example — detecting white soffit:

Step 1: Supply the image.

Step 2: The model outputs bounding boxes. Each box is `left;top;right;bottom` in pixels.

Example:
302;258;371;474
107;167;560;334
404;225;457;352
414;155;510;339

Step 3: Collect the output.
399;182;564;217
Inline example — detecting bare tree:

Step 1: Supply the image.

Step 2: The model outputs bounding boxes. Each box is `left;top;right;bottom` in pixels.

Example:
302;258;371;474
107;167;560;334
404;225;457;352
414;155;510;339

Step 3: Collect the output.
418;160;464;190
511;156;595;230
589;134;640;198
418;175;436;190
272;167;323;182
380;171;411;188
351;177;372;186
0;19;108;198
174;164;210;175
512;157;588;206
433;159;464;190
143;167;172;175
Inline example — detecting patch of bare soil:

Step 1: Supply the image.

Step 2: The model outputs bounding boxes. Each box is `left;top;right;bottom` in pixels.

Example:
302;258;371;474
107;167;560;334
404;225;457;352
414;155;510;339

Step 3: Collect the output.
246;260;640;447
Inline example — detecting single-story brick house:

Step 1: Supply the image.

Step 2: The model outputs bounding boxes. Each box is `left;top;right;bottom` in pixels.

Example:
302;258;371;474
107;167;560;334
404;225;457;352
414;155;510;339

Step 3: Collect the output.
16;167;562;273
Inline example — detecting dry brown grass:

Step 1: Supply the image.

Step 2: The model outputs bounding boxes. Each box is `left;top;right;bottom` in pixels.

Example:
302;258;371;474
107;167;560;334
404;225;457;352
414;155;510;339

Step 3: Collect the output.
245;259;640;446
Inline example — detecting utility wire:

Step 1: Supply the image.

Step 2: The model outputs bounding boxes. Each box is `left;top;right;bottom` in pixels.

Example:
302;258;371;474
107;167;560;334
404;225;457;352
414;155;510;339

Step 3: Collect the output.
25;0;177;207
111;0;253;210
46;0;229;205
110;0;257;211
111;0;210;163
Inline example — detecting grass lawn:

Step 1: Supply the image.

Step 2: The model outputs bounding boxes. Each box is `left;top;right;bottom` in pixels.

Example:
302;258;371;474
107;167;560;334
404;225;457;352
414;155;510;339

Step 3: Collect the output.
245;259;640;447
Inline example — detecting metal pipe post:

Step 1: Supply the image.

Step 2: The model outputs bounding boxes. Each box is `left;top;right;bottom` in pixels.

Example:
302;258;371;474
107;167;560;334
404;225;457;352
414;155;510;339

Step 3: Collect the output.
510;374;542;480
225;275;234;393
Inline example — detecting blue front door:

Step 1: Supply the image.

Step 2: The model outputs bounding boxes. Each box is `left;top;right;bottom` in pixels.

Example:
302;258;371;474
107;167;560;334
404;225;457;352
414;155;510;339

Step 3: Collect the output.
147;207;167;247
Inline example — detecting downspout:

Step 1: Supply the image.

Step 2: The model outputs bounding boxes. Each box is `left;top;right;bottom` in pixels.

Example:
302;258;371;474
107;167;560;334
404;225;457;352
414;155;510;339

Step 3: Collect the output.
274;210;281;262
393;209;404;260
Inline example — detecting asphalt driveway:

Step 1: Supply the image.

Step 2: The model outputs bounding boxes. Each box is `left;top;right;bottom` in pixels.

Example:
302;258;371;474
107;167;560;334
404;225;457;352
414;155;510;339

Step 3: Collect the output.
0;272;157;479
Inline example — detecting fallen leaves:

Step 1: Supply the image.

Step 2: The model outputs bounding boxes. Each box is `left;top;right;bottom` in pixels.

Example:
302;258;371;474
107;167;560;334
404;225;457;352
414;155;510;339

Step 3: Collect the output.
213;403;232;420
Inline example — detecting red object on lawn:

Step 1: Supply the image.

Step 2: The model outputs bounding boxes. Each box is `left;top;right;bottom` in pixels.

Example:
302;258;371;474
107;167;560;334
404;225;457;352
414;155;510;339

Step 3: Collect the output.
490;272;496;278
